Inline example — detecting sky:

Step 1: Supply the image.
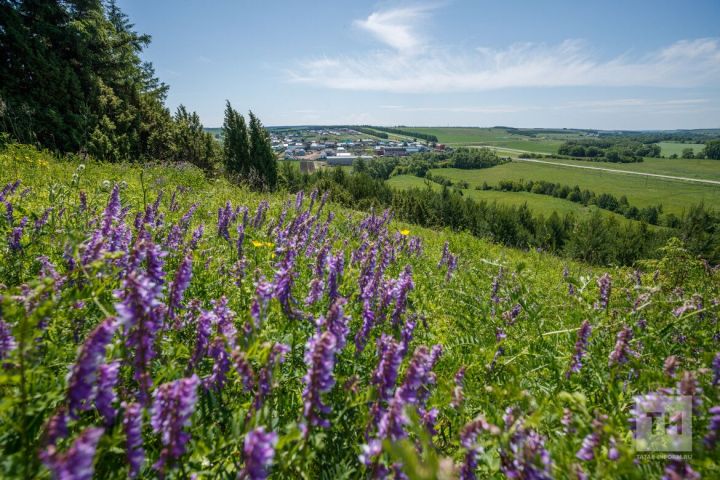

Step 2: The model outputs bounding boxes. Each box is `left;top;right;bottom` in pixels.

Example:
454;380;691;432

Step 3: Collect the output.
117;0;720;130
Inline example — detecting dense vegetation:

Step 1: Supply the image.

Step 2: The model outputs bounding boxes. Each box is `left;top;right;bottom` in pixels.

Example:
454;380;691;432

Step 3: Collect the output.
353;127;389;139
557;140;661;163
354;148;508;181
1;148;719;480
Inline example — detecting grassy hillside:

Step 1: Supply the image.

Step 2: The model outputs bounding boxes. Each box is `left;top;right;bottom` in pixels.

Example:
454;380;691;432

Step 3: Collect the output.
0;145;718;479
426;162;720;215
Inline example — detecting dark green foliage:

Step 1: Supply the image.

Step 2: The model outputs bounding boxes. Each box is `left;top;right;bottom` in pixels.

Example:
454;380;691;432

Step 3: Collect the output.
558;139;660;162
173;106;220;171
0;0;217;168
704;140;720;159
222;103;278;189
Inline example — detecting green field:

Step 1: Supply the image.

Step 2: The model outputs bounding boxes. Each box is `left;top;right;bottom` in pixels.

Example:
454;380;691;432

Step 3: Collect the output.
422;162;720;216
658;141;706;156
387;174;641;223
405;127;571;153
535;156;720;181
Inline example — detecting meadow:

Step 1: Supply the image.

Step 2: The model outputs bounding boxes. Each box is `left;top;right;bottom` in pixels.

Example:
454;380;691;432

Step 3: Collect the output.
1;145;719;479
423;162;720;216
386;174;635;221
658;142;706;157
406;128;569;154
531;157;720;182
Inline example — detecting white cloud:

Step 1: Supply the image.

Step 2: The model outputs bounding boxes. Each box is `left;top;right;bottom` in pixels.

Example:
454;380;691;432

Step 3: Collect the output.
287;27;720;93
353;5;435;52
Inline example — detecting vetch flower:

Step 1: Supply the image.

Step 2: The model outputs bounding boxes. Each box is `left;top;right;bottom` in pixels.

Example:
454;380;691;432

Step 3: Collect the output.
123;402;145;478
302;331;337;429
608;325;637;367
0;319;16;360
566;320;592;378
168;254;192;323
594;273;612;310
43;426;104;480
96;361;121;424
241;427;278;480
67;317;118;417
151;375;200;473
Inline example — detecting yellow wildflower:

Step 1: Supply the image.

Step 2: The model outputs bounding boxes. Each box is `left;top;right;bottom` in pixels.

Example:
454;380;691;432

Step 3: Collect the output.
399;229;410;236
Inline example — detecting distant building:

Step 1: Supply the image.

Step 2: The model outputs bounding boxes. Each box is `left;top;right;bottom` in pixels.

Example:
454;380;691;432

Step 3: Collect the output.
379;146;407;157
326;154;372;166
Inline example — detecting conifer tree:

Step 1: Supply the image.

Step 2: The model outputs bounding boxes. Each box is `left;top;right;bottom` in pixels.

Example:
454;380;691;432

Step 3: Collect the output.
222;101;250;176
248;111;277;188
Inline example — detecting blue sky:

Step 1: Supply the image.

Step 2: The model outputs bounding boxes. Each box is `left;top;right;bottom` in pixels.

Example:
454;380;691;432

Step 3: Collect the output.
117;0;720;129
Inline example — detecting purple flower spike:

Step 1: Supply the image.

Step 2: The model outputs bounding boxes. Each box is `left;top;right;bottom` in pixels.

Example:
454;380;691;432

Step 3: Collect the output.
151;375;200;473
123;402;145;478
96;361;121;424
44;427;104;480
168;254;192;323
242;427;278;480
372;335;403;403
302;331;337;429
595;273;612;310
67;317;118;417
608;325;637;367
566;320;592;378
0;319;16;360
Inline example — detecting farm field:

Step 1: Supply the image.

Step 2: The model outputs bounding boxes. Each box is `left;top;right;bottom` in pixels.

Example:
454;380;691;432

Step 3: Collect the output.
658;141;706;156
407;127;569;153
387;174;649;223
425;162;720;215
2;146;719;479
532;156;720;182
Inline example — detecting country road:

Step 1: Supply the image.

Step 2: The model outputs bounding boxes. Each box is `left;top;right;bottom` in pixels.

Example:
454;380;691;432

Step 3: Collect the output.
511;157;720;186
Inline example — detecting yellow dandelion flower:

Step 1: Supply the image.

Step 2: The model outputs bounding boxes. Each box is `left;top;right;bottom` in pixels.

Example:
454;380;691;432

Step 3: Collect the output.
251;240;264;247
399;229;410;236
264;242;274;248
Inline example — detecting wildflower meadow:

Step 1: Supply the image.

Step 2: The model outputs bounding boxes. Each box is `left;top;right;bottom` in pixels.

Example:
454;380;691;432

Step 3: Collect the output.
0;148;719;479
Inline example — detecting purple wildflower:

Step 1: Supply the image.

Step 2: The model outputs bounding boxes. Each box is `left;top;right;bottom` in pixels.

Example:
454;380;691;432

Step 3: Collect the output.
0;319;16;360
302;331;337;429
326;251;344;301
323;298;350;351
252;343;289;412
664;355;679;378
566;320;592;378
189;310;217;369
232;350;256;393
67;317;118;417
662;459;700;480
608;325;636;367
8;223;24;251
595;273;612;310
460;416;501;480
354;299;375;354
96;361;121;424
372;335;404;403
168;254;192;323
576;415;607;461
396;345;440;407
713;353;720;386
42;427;104;480
391;266;414;326
116;273;163;404
34;207;52;231
151;375;200;473
123;402;145;478
502;304;522;325
241;427;278;480
705;405;720;449
499;422;553;480
204;337;231;392
607;436;619;461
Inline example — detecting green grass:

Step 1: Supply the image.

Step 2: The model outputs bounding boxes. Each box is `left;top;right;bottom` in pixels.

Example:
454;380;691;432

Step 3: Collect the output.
387;174;643;222
658;141;705;156
533;156;720;181
424;162;720;215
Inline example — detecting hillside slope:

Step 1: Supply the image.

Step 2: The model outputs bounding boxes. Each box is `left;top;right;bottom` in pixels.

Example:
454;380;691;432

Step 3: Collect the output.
0;145;718;479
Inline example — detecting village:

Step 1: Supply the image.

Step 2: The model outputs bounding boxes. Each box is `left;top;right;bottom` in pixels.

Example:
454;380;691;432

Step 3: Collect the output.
268;126;448;167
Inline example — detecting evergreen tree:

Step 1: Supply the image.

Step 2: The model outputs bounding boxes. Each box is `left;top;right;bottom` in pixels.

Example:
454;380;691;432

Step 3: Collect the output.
222;101;250;176
248;111;277;188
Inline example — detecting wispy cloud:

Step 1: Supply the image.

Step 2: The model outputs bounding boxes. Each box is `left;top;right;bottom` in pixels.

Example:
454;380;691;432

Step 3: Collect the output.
287;4;720;94
353;4;436;52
